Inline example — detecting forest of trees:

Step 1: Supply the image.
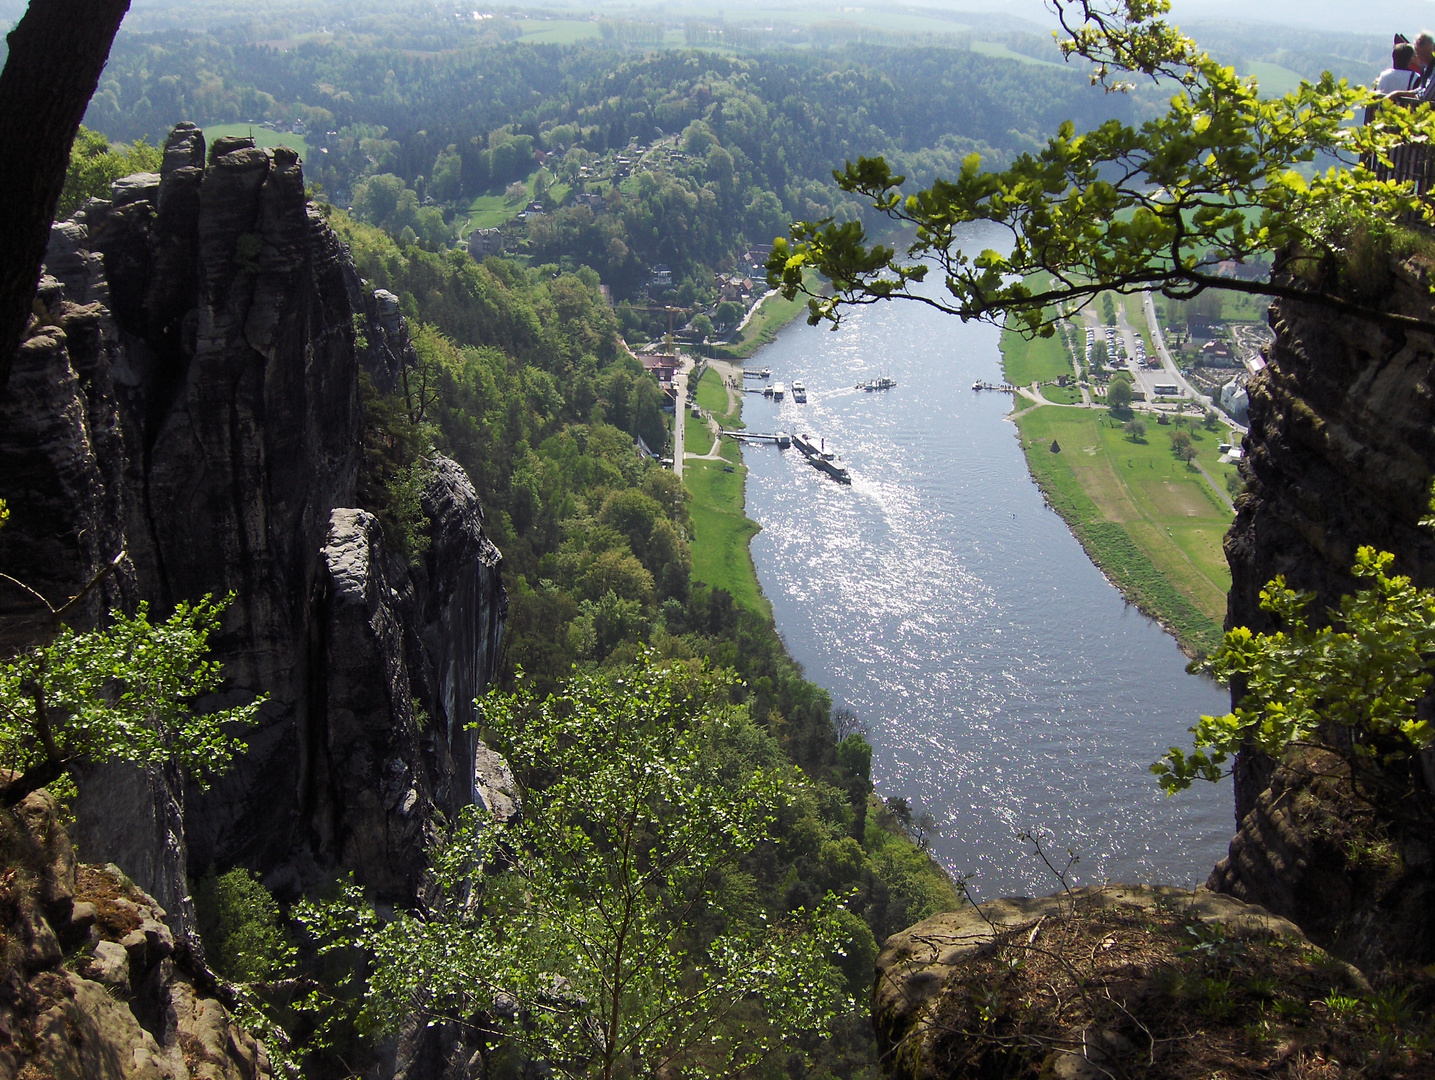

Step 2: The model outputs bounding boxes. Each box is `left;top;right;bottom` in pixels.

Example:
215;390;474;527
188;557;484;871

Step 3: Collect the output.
80;18;1146;307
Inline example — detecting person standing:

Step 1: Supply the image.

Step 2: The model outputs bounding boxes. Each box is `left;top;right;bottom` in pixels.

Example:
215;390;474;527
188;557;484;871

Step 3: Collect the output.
1378;41;1421;93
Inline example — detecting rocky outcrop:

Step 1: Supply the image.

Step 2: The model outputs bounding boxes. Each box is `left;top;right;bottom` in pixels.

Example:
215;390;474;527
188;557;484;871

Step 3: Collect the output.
873;884;1379;1080
1214;261;1435;966
0;123;508;937
359;288;417;394
0;791;270;1080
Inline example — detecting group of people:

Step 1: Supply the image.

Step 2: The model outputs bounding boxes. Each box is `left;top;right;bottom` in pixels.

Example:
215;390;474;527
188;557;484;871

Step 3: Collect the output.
1375;32;1435;102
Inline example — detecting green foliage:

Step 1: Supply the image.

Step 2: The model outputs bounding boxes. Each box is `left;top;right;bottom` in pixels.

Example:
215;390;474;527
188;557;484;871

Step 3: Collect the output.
0;596;264;804
1106;379;1133;411
1155;547;1435;796
194;868;286;982
351;173;454;248
356;370;435;562
770;0;1435;339
57;126;161;220
1100;292;1117;326
322;199;953;1079
297;657;851;1079
89;15;1136;304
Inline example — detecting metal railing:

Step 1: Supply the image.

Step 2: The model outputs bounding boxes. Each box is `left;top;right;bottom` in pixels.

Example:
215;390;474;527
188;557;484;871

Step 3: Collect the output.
1363;102;1435;211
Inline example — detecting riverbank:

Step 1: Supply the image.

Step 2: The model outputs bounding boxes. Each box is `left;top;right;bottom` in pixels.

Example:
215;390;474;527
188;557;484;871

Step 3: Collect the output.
678;353;960;913
711;272;818;359
1001;329;1229;656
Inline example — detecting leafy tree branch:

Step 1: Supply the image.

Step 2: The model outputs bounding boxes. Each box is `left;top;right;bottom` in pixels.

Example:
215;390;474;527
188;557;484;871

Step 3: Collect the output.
766;0;1435;339
1153;546;1435;827
0;591;264;806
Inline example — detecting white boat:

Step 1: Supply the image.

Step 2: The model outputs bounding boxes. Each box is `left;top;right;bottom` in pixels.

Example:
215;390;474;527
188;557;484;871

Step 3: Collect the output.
772;382;786;400
792;381;807;403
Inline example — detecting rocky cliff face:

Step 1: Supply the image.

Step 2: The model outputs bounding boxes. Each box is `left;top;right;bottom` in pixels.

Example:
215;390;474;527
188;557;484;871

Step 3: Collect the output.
1213;260;1435;967
0;123;510;939
0;790;270;1080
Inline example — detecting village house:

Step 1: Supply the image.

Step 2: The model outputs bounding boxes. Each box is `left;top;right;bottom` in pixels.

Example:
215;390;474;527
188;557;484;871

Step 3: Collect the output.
468;228;504;258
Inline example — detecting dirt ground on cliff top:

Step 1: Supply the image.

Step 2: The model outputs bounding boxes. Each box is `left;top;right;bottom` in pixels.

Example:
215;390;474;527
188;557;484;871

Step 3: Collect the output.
920;899;1435;1079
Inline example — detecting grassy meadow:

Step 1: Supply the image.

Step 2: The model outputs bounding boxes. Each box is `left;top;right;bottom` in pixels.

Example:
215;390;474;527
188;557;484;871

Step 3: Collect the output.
684;410;714;456
685;440;769;615
1013;406;1230;654
462;169;571;232
696;368;743;428
1000;323;1076;386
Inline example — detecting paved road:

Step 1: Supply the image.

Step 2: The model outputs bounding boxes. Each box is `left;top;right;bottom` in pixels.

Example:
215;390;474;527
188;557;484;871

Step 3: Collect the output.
672;358;693;478
1142;292;1205;403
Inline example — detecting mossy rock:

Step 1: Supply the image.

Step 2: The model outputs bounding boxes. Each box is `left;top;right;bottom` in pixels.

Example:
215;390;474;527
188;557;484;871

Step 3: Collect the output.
872;884;1434;1079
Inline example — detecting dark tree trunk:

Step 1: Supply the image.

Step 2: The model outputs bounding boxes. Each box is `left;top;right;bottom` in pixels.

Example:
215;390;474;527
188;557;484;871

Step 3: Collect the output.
0;0;131;387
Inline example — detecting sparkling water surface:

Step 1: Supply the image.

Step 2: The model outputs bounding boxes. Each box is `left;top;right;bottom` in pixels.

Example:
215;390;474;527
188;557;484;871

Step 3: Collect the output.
736;280;1233;900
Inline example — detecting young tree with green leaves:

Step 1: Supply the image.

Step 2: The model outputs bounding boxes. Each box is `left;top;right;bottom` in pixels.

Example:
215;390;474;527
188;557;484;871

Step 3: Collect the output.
0;497;263;806
57;125;161;219
296;655;850;1080
1153;546;1435;826
1106;377;1133;412
0;594;264;806
767;0;1435;339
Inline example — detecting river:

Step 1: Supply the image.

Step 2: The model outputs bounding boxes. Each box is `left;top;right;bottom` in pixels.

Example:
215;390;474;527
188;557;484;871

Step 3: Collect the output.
735;283;1234;900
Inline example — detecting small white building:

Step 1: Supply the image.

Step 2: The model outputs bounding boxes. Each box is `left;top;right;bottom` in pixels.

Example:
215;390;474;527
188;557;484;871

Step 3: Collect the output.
1221;379;1250;425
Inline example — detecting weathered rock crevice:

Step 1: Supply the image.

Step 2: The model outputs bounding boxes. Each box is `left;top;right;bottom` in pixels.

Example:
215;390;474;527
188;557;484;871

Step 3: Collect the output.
0;122;510;941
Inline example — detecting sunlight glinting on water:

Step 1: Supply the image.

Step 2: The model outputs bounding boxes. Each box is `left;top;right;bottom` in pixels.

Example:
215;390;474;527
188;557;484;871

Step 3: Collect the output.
736;272;1234;899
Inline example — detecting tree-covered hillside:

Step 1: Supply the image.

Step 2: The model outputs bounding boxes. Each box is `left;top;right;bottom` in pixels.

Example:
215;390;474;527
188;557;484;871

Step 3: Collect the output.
81;19;1141;308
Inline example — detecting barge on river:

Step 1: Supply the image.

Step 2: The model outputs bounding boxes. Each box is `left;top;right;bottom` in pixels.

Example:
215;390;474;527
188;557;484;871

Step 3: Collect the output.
792;432;851;484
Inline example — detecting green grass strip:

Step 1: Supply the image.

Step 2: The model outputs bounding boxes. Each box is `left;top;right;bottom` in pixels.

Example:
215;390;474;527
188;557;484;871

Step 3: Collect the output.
1015;423;1223;656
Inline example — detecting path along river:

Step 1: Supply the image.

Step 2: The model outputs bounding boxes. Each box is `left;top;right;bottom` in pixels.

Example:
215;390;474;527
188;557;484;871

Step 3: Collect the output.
735;280;1233;900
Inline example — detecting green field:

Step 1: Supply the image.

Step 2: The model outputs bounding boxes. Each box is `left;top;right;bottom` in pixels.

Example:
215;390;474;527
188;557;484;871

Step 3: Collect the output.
715;6;969;34
1000;323;1075;386
1013;406;1232;654
695;368;726;416
969;40;1066;68
515;19;601;44
683;376;769;613
1243;61;1304;97
685;442;769;614
204;123;309;158
462;170;571;232
685;411;714;456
